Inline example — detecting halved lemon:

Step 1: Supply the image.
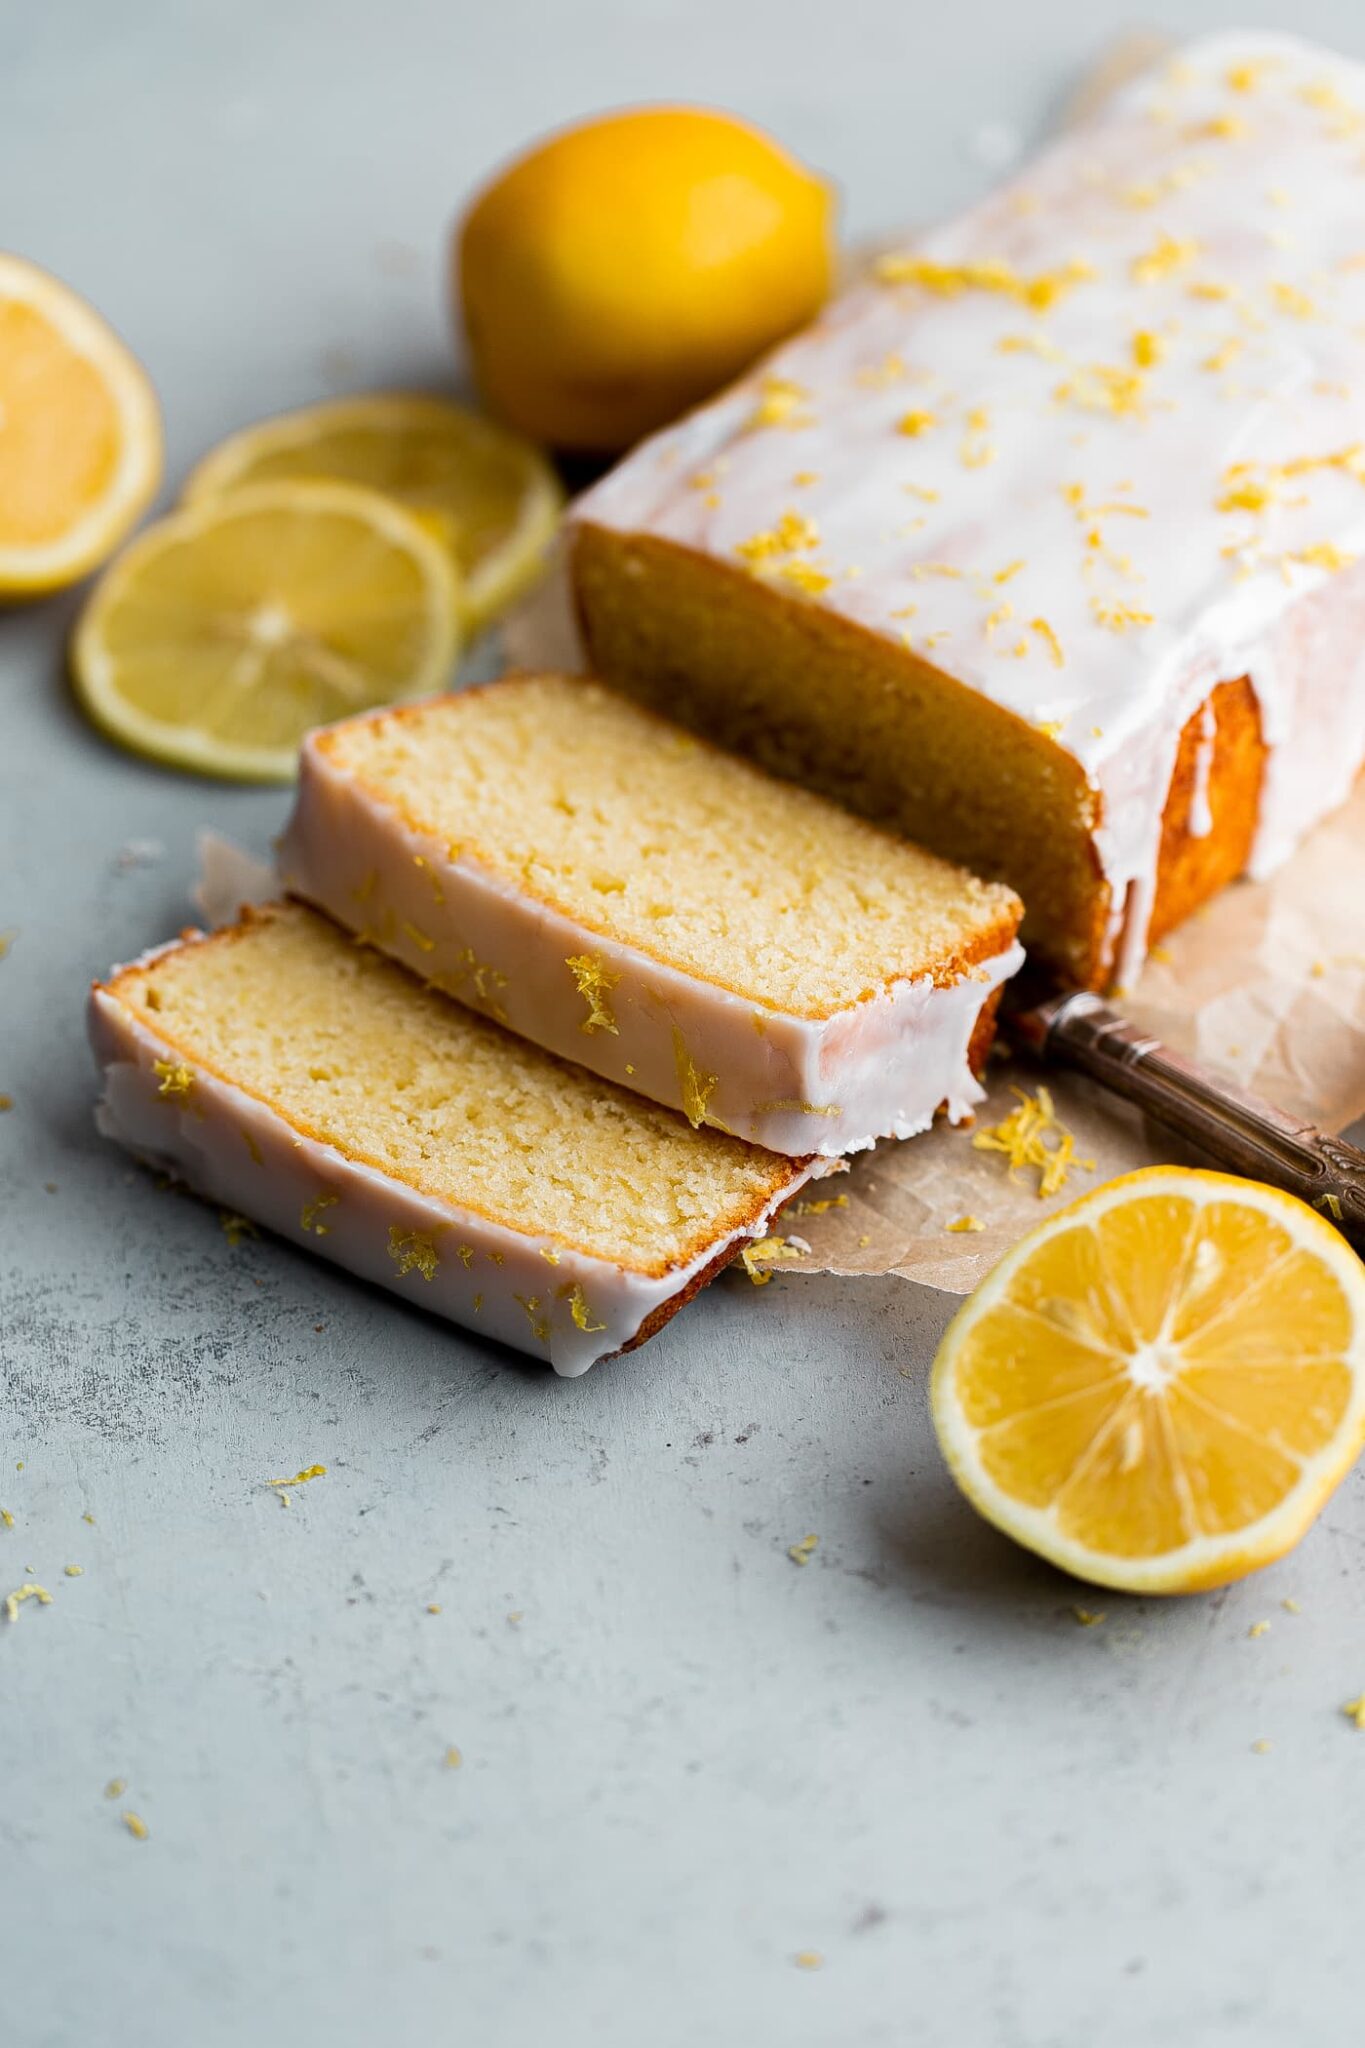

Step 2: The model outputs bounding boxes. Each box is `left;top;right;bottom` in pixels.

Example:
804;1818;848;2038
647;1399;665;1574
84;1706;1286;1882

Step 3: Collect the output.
0;252;163;596
931;1167;1365;1594
182;393;561;634
71;480;461;782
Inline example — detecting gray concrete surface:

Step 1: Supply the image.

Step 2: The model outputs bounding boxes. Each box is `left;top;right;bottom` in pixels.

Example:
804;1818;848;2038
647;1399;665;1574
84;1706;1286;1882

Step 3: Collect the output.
4;4;1365;2044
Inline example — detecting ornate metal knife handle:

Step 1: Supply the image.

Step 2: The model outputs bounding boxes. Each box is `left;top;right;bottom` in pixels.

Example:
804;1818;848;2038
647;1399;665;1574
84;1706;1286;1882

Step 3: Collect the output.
1018;989;1365;1255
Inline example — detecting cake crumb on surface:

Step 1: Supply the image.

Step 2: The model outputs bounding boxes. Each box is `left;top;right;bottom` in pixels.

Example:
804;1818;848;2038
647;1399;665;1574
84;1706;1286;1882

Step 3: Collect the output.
946;1215;985;1233
1073;1607;1106;1626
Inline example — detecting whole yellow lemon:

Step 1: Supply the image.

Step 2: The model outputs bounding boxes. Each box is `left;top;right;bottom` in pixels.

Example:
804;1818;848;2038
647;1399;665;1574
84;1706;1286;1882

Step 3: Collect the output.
457;107;835;454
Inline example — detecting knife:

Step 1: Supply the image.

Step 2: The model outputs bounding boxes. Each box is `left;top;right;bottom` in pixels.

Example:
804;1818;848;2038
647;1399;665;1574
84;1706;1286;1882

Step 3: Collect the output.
1005;980;1365;1255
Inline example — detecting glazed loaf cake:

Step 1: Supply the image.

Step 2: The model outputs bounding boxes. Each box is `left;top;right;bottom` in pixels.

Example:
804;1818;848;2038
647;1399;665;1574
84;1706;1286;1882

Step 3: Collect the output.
89;902;824;1375
572;31;1365;988
277;676;1023;1156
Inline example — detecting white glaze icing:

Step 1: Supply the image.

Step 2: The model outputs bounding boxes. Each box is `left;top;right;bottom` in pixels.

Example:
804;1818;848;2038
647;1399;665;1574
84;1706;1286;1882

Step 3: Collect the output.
88;950;825;1377
1188;699;1217;839
278;730;1022;1155
574;31;1365;983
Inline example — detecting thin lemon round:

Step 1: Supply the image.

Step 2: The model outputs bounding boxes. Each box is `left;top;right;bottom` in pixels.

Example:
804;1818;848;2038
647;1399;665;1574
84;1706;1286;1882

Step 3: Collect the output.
931;1167;1365;1594
0;251;162;596
72;480;461;783
182;393;561;635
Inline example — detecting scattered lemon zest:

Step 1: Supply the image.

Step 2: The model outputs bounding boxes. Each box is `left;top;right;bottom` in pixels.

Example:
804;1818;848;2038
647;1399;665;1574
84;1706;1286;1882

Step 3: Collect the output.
971;1085;1093;1198
787;1533;819;1566
1053;362;1148;416
444;1745;463;1768
1131;233;1200;284
994;559;1026;584
740;1236;805;1285
1029;617;1065;667
773;560;833;595
565;953;620;1036
746;375;814;431
793;1950;824;1971
1342;1694;1365;1730
1073;1607;1106;1626
121;1812;149;1841
1091;597;1155;632
896;409;937;437
514;1294;550;1344
1131;329;1165;367
64;1564;83;1578
104;1778;127;1800
735;509;821;578
0;1510;12;1529
876;253;1094;312
560;1282;606;1334
946;1215;985;1233
219;1210;257;1247
783;1193;849;1217
1248;1619;1271;1638
3;1582;52;1624
1270;280;1317;319
388;1227;440;1282
672;1028;719;1129
1203;337;1244;373
300;1192;338;1236
153;1059;194;1101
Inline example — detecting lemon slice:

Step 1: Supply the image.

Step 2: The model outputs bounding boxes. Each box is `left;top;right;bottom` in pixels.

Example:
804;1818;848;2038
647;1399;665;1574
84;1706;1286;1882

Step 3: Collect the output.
182;393;562;634
71;481;461;783
0;251;162;595
931;1167;1365;1593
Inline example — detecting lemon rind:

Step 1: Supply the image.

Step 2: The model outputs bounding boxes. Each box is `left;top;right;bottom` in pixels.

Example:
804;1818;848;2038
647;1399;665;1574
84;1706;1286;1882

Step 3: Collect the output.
0;251;163;594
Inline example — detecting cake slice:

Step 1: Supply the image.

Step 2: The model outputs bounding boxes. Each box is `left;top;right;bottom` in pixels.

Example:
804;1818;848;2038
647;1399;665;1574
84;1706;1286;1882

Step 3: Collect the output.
571;31;1365;989
277;675;1023;1156
89;901;824;1375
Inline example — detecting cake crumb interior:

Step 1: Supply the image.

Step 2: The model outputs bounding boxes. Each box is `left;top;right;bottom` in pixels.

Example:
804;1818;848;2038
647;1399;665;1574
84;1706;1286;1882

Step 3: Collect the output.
320;675;1020;1018
110;902;798;1274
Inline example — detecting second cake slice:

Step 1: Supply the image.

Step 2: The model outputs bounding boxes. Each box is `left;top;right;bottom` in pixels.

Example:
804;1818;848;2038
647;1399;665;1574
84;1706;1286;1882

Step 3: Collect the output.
278;675;1023;1155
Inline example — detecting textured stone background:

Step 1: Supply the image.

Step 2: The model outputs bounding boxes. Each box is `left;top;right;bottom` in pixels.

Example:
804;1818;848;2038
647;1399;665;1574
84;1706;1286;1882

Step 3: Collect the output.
4;4;1365;2043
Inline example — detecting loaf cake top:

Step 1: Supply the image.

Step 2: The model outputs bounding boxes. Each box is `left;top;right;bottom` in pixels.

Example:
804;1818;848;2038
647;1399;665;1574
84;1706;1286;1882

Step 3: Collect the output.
97;901;801;1276
575;32;1365;786
312;676;1020;1018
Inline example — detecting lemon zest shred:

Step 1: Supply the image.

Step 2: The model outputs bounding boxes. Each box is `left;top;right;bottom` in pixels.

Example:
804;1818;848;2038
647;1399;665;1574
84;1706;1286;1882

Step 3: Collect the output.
565;953;620;1035
946;1215;985;1233
875;253;1094;312
971;1085;1094;1198
560;1282;607;1334
787;1533;819;1566
514;1294;550;1344
4;1582;53;1623
388;1226;440;1282
740;1236;805;1285
300;1192;338;1236
153;1059;194;1100
672;1028;719;1129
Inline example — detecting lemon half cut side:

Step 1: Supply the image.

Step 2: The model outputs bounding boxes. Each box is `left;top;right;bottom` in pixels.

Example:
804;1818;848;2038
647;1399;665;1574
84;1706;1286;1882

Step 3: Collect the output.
931;1166;1365;1594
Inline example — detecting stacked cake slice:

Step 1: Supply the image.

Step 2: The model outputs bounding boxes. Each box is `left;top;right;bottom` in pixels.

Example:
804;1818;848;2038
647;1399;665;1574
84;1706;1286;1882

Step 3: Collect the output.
90;674;1022;1372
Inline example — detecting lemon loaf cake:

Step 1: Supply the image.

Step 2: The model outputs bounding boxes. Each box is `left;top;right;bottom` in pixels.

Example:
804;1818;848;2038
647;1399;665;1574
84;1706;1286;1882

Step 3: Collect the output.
572;31;1365;989
89;902;824;1375
276;676;1024;1155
